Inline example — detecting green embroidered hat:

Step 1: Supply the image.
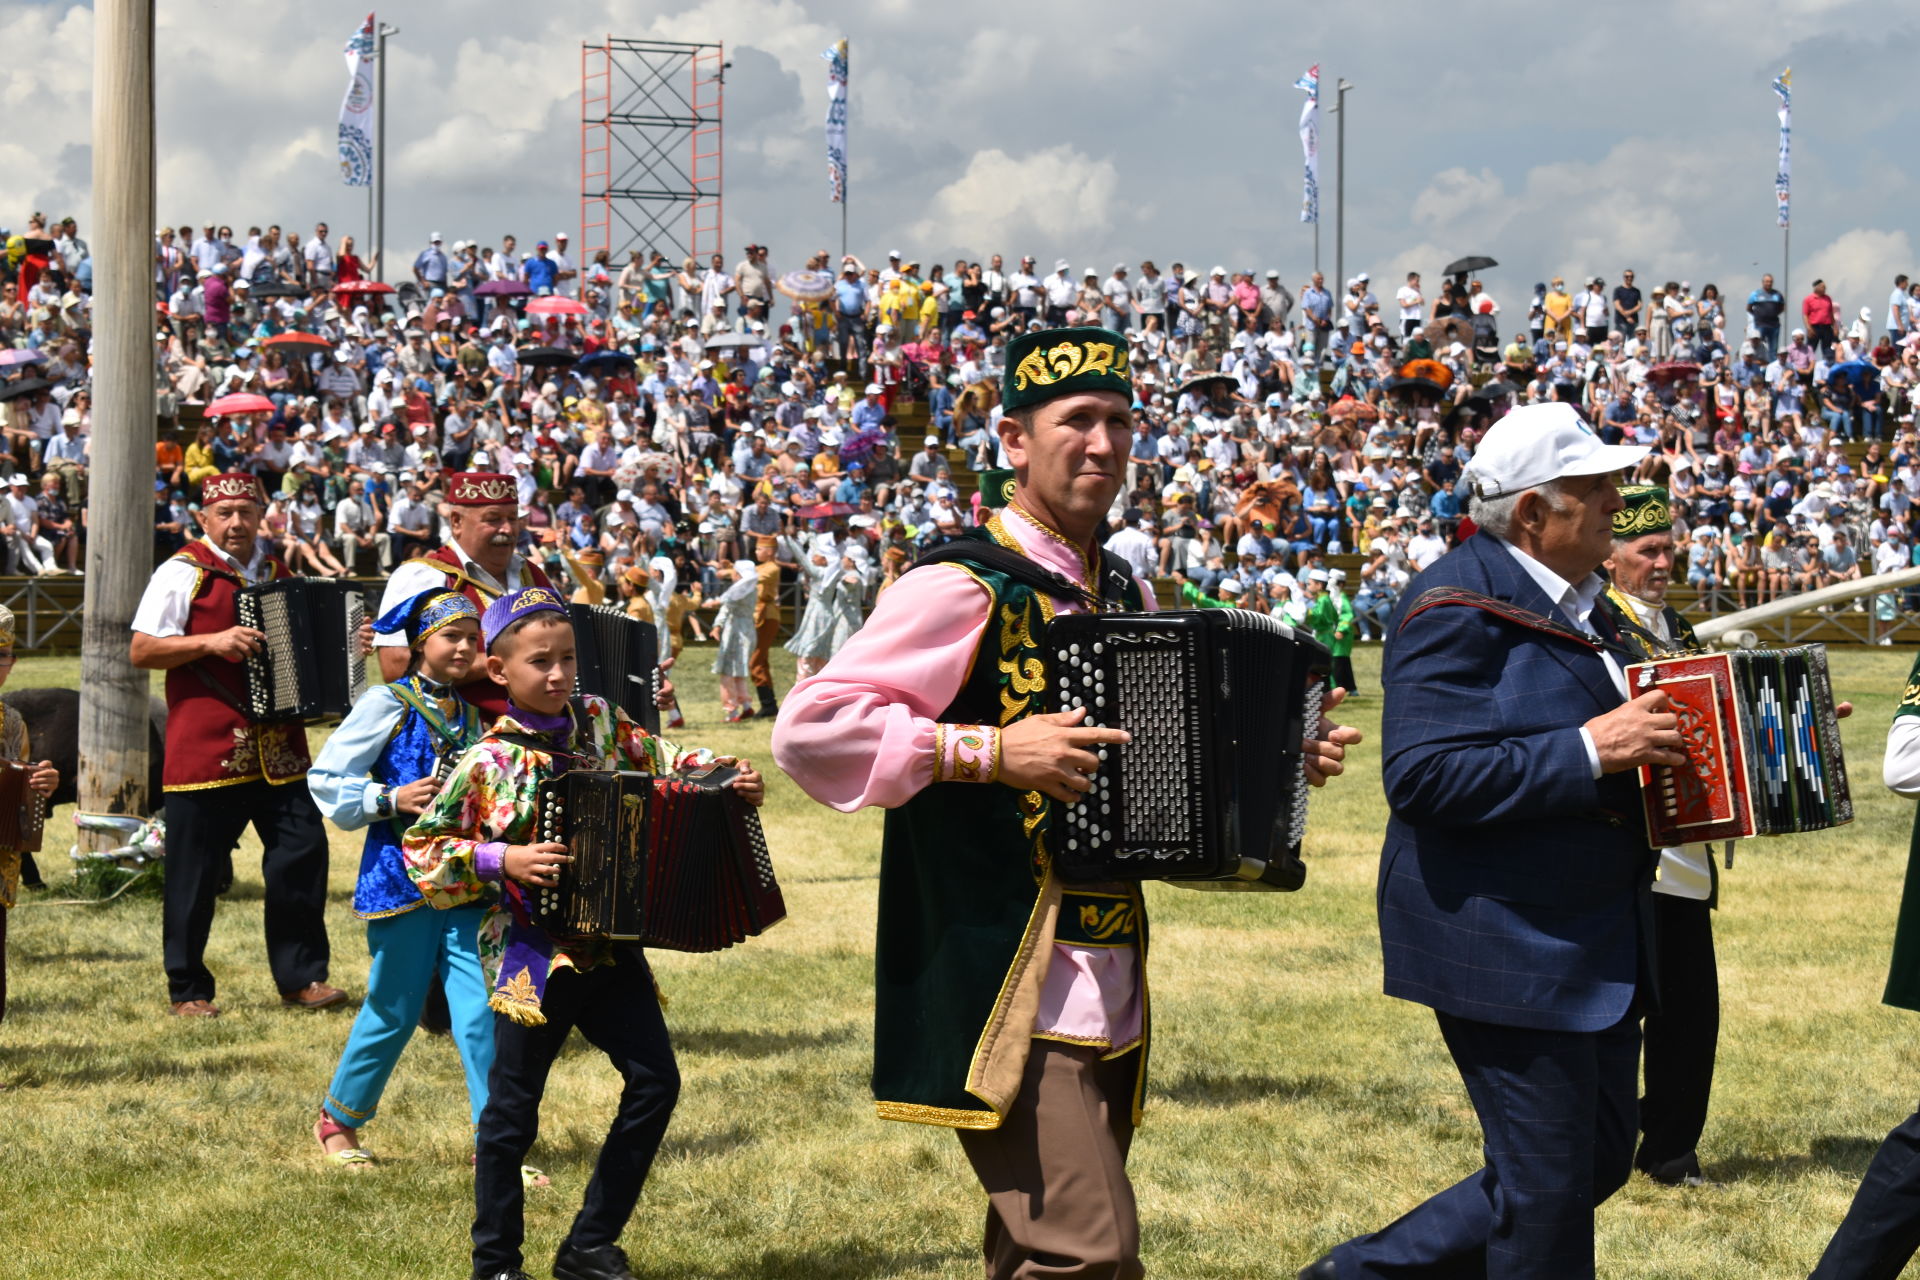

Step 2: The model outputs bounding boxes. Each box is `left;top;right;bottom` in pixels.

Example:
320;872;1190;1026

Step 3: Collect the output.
977;468;1017;508
1001;326;1133;414
1613;484;1672;537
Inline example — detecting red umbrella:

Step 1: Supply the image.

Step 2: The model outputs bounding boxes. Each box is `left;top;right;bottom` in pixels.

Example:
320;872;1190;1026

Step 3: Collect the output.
1646;361;1702;387
262;332;330;355
527;296;590;317
205;393;276;417
333;280;395;296
792;502;856;520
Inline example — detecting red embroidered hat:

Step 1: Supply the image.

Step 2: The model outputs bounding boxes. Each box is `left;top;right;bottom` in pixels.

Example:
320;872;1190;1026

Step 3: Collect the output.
446;472;516;506
201;472;266;505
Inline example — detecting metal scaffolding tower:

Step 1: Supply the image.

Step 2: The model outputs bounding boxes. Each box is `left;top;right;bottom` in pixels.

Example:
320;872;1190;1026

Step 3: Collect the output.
581;37;725;270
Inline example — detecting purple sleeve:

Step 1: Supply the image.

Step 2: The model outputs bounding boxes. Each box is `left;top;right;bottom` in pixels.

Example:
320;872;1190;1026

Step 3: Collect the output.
475;842;505;882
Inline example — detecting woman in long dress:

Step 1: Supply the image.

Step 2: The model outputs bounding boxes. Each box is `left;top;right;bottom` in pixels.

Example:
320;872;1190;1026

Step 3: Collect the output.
710;559;760;722
784;535;842;680
827;544;872;655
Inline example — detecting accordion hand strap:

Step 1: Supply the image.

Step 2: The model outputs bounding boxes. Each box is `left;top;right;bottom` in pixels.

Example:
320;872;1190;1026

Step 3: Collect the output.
184;657;251;716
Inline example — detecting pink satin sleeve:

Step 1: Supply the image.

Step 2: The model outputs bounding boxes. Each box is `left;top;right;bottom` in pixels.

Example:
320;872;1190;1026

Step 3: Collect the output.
772;564;997;812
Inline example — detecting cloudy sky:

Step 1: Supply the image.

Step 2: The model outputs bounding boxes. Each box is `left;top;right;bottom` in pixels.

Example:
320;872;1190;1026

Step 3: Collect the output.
8;0;1916;323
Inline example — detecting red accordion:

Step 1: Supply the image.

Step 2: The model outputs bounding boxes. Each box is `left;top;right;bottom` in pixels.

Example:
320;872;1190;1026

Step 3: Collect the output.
1627;646;1852;848
529;765;784;951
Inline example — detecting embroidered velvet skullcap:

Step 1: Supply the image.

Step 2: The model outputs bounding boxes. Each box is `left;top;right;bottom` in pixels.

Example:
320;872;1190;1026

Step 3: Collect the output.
373;587;479;649
201;472;266;505
481;586;567;650
0;604;16;650
977;468;1017;509
446;472;517;506
1000;326;1133;414
1612;485;1673;538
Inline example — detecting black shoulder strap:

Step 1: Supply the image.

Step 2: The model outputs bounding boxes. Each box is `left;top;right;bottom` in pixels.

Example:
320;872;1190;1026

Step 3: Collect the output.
910;533;1134;612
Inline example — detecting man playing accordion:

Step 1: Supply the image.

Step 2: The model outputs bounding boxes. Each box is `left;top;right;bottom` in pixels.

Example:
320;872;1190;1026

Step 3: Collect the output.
776;326;1358;1280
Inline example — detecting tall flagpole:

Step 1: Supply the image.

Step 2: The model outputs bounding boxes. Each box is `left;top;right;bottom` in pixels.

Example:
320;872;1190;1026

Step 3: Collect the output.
375;22;397;282
1774;69;1792;308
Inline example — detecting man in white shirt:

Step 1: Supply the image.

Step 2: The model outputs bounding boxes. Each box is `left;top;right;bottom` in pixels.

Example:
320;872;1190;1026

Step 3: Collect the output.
1102;265;1132;332
1396;272;1425;337
1043;261;1077;325
550;232;576;295
386;476;437;562
333;476;390;574
303;223;335;289
1406;517;1449;570
488;235;522;282
1008;256;1041;321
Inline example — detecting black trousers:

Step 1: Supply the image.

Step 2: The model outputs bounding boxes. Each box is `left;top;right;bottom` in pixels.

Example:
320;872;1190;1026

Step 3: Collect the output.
1812;1103;1920;1279
1638;892;1718;1180
1333;654;1357;695
162;779;330;1004
471;949;679;1275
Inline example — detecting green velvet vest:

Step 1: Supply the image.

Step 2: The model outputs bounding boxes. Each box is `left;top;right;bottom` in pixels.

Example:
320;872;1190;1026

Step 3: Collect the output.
872;545;1146;1128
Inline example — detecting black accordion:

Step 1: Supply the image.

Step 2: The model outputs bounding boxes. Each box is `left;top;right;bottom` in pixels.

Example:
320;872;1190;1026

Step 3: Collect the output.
1043;609;1331;890
571;604;662;735
528;764;784;950
234;578;368;723
0;760;45;854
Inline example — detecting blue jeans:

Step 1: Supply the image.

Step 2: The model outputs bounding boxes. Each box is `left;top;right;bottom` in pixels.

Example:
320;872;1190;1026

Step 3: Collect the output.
1825;407;1853;440
323;903;494;1131
1353;588;1396;638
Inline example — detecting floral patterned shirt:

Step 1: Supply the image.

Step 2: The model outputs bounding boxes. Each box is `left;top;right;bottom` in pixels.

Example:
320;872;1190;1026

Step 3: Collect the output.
402;694;710;1023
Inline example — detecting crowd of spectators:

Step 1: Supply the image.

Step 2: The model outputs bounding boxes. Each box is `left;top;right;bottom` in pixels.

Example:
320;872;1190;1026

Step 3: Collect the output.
6;209;1920;638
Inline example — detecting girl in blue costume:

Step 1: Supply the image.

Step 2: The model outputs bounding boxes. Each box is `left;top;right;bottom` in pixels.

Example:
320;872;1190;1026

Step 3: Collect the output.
306;587;498;1172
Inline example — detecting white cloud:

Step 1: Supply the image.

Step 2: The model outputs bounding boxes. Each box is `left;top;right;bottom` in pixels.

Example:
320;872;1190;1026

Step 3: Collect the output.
906;147;1120;258
1799;228;1913;320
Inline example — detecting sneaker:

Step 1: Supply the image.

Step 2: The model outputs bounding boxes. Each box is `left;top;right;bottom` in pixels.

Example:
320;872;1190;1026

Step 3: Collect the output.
553;1242;639;1280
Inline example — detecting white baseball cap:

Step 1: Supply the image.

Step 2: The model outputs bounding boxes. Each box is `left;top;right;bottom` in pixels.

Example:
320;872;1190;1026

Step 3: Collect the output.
1464;403;1647;499
865;382;883;394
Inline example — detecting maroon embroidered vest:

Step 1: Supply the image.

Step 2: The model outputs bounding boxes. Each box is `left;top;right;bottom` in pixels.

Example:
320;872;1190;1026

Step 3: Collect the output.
161;540;312;790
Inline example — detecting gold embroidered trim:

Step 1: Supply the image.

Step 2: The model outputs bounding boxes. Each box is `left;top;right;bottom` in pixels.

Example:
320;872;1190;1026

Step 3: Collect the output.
874;1100;1004;1130
354;900;427;921
1002;503;1096;594
324;1093;373;1121
932;723;948;784
163;774;266;792
987;725;1003;785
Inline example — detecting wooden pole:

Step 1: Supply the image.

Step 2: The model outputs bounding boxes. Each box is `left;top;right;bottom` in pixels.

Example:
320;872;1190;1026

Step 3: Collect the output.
77;0;157;851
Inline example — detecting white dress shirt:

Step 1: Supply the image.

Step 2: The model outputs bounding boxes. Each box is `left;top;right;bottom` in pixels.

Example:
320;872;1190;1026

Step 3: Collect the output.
131;537;271;638
1498;538;1627;779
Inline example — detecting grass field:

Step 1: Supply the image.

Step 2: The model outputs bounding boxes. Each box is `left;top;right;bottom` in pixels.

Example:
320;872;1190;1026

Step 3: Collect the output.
4;646;1919;1279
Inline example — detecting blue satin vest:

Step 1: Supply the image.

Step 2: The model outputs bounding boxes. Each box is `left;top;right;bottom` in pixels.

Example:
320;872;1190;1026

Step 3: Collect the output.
354;678;482;919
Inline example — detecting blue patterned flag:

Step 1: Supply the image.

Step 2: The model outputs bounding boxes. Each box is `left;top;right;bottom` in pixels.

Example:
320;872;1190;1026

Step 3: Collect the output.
823;39;849;204
1773;69;1791;229
338;14;376;188
1294;65;1319;224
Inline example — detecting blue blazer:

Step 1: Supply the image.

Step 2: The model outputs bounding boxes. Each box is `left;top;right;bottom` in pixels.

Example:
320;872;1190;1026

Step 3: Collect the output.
1377;533;1653;1033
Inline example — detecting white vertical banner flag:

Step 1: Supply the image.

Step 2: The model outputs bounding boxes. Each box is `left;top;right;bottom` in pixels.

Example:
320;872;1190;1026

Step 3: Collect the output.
338;13;376;188
823;39;849;204
1294;64;1319;224
1772;68;1791;228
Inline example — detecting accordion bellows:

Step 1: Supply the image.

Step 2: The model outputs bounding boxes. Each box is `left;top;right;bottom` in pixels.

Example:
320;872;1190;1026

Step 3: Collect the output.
530;765;784;950
570;604;661;736
234;578;368;723
1629;645;1852;847
1042;608;1331;890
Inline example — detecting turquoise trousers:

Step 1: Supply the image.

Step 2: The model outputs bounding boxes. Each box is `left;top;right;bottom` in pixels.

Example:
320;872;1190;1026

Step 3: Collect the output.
322;903;493;1132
